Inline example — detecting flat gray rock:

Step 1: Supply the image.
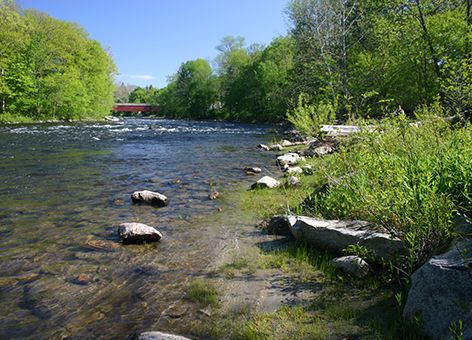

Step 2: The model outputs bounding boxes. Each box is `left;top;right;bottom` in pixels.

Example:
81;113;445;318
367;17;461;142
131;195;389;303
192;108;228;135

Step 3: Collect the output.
118;222;162;243
403;237;472;339
131;190;168;206
288;216;405;261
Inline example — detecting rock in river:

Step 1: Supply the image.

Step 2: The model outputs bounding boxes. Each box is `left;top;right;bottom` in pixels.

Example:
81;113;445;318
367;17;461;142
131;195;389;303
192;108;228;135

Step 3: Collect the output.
244;166;262;174
118;223;162;244
131;190;168;207
251;176;280;189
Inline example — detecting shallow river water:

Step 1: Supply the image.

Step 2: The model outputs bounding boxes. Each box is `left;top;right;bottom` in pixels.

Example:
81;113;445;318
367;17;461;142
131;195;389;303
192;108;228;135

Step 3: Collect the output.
0;118;276;339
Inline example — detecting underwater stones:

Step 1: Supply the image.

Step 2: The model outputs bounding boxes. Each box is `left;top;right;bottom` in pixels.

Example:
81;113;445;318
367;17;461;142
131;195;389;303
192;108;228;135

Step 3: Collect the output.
131;190;168;207
118;223;162;244
251;176;280;190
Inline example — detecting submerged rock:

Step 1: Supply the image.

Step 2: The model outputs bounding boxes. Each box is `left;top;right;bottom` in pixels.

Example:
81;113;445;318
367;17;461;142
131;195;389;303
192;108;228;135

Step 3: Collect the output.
288;216;405;261
118;223;162;244
331;256;370;277
244;166;262;174
403;237;472;339
131;190;168;207
138;331;190;340
251;176;280;189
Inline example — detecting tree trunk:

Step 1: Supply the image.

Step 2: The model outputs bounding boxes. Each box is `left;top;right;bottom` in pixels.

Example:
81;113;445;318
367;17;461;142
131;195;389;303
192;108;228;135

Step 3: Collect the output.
414;0;441;78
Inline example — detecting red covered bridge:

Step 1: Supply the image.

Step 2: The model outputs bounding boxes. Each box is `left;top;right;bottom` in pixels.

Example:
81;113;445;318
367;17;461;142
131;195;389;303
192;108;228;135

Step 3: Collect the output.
112;103;159;114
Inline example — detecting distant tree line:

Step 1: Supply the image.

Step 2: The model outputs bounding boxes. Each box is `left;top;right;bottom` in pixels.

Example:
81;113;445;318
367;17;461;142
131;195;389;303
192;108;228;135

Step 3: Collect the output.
0;0;116;122
126;0;471;123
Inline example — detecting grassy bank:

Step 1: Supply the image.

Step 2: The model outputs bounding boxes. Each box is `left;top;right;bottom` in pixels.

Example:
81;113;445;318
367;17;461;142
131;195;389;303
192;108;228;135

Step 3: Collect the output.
184;104;471;339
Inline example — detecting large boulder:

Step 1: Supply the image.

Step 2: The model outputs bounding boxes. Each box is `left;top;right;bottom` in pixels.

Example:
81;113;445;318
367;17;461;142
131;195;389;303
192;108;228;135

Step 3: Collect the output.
118;223;162;244
288;216;405;261
131;190;168;207
139;332;190;340
403;237;472;339
251;176;280;190
277;153;302;166
302;137;339;158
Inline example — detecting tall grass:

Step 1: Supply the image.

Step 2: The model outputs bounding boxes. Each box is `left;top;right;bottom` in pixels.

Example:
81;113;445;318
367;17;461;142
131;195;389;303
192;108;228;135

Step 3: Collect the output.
302;103;472;270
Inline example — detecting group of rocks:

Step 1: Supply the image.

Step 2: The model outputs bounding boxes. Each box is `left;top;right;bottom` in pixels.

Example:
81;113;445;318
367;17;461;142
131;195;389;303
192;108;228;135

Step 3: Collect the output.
253;132;472;339
117;190;169;244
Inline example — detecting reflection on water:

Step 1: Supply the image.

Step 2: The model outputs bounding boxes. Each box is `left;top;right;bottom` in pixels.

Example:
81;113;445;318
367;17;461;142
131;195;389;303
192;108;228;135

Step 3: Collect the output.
0;118;275;339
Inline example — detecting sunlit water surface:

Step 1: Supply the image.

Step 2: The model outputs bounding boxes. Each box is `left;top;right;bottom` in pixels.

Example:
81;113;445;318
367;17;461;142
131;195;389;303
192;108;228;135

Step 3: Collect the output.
0;118;276;339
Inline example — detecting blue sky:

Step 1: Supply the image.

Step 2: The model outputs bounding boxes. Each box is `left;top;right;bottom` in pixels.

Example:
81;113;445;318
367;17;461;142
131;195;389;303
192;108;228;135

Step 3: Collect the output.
18;0;290;88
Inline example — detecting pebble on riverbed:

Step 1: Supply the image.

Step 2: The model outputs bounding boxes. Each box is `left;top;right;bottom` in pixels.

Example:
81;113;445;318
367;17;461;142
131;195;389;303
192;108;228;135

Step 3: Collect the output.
208;191;220;200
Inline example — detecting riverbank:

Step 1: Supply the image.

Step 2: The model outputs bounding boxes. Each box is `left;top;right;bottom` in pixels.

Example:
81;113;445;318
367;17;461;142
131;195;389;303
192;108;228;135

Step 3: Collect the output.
168;108;472;339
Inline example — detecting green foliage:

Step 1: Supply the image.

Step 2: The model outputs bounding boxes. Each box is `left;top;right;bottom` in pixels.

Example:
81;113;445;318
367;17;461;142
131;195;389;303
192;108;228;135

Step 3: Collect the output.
187;279;219;307
286;93;336;137
0;1;115;122
302;105;472;268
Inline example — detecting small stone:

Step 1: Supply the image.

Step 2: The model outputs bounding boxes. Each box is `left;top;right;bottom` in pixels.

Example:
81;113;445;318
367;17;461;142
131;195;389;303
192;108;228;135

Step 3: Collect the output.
198;308;212;317
244;166;262;174
277;153;301;166
258;144;270;151
251;176;280;189
269;144;284;151
331;256;370;277
209;191;220;200
288;176;299;186
131;190;168;207
73;274;93;285
285;166;303;175
281;139;293;147
118;222;162;244
245;171;256;176
302;165;314;175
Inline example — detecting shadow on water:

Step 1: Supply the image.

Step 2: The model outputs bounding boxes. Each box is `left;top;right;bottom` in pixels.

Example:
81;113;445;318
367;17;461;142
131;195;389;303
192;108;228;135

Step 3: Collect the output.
0;118;276;339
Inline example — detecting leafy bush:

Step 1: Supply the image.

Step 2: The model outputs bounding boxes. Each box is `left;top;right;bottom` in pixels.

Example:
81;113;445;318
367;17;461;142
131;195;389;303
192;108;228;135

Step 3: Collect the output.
286;93;336;137
303;104;472;270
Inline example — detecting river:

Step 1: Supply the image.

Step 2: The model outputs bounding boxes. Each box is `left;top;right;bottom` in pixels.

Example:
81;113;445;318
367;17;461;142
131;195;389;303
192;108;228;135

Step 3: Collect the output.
0;118;276;339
